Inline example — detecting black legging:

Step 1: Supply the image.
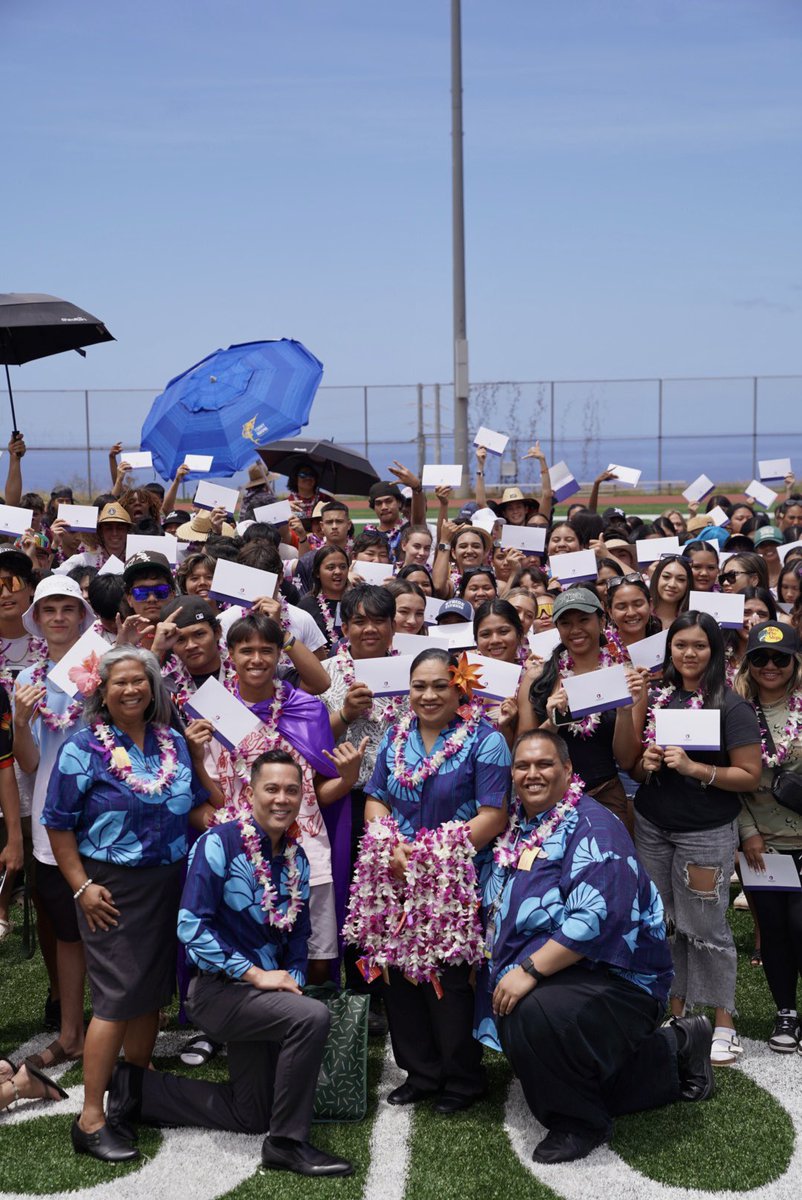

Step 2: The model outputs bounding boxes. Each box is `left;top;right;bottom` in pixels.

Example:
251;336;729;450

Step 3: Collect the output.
749;859;802;1010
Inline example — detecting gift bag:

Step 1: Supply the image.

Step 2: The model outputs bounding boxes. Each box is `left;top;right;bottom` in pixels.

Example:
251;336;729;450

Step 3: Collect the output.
304;983;370;1122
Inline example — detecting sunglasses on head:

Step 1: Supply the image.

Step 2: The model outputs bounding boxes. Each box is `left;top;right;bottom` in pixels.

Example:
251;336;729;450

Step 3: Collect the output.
718;569;749;585
0;575;27;596
749;650;793;668
130;583;171;602
659;553;691;566
606;572;645;591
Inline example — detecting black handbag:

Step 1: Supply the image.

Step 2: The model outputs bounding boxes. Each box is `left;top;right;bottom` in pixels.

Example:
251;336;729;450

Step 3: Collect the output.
755;702;802;817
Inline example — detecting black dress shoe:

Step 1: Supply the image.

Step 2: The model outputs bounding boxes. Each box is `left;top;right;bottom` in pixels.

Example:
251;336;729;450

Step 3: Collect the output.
387;1082;439;1106
433;1092;482;1115
106;1062;145;1143
671;1014;715;1101
71;1118;140;1163
260;1137;353;1177
532;1129;609;1164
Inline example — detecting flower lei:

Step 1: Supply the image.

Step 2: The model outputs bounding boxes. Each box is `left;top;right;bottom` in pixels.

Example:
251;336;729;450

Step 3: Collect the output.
493;774;585;869
603;625;628;663
557;642;616;738
162;640;237;713
391;709;479;789
317;595;341;646
30;652;84;731
343;817;484;991
237;809;303;929
642;685;704;747
756;691;802;768
0;634;46;697
93;722;179;796
335;643;406;723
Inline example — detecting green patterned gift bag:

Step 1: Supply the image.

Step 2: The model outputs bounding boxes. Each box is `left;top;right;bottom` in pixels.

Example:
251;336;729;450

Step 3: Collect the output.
304;983;371;1121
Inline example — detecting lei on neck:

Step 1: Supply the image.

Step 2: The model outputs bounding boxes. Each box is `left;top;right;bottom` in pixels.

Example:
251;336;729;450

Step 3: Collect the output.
642;684;704;747
493;774;585;869
316;594;341;646
335;643;406;723
603;625;628;663
30;649;86;731
237;810;303;928
391;708;480;788
94;722;179;795
724;644;739;687
343;816;484;992
163;640;237;713
557;641;616;738
0;633;46;697
755;690;802;768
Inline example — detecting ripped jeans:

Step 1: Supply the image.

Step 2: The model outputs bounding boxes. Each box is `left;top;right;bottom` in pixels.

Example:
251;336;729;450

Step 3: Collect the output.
634;812;738;1013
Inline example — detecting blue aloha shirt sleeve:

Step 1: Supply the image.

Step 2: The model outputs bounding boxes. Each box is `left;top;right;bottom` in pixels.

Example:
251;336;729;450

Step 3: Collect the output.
42;731;97;832
365;729;392;806
473;728;512;812
179;830;254;979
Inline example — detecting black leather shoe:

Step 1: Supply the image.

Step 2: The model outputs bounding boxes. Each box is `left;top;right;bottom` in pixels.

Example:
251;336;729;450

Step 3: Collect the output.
260;1137;353;1177
433;1092;483;1115
106;1062;145;1143
532;1129;609;1164
71;1118;140;1163
672;1014;715;1101
387;1082;439;1106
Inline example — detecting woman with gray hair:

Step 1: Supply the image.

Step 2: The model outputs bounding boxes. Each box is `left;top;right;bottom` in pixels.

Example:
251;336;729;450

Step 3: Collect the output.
42;645;213;1164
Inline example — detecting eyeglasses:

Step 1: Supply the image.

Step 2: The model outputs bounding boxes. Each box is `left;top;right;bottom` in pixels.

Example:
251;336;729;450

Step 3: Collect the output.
749;650;793;668
130;583;172;602
718;570;749;585
0;575;27;596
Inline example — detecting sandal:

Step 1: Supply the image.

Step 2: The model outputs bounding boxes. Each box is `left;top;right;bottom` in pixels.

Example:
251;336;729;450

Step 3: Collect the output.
25;1040;79;1071
179;1036;220;1068
711;1030;743;1066
750;948;763;967
0;1056;17;1083
22;1061;69;1101
0;918;10;942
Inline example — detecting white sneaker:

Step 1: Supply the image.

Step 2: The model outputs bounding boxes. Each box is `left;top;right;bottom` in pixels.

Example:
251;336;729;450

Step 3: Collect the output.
732;890;749;910
711;1029;743;1066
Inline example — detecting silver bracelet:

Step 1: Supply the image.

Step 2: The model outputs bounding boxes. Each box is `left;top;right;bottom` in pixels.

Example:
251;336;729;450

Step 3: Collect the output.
73;878;93;901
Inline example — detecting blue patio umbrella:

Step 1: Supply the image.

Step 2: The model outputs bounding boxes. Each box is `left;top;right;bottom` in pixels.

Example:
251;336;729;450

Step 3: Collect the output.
141;338;323;479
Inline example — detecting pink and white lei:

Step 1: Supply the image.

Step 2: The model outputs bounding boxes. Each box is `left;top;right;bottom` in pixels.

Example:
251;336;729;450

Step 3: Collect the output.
316;595;341;646
163;641;237;713
642;685;704;747
557;643;616;739
493;774;585;869
335;643;406;723
238;810;303;929
94;722;179;796
391;709;480;788
756;691;802;768
30;652;84;731
0;634;46;697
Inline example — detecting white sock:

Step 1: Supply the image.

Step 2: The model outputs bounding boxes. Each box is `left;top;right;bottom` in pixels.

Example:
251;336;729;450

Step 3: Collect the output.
713;1025;736;1040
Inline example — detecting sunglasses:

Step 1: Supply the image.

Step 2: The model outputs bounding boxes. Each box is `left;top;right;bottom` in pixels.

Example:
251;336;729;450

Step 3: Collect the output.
130;583;172;602
719;570;749;585
659;553;691;566
0;575;27;596
606;572;645;591
749;650;793;668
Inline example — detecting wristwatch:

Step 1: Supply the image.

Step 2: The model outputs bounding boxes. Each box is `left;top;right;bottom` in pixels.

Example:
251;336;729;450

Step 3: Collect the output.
437;541;450;552
521;957;547;985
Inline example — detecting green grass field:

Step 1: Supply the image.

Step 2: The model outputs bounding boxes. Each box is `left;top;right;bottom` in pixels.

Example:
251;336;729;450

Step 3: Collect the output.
1;890;799;1200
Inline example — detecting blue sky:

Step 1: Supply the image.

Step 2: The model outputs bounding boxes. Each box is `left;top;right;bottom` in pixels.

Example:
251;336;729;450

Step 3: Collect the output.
2;0;801;410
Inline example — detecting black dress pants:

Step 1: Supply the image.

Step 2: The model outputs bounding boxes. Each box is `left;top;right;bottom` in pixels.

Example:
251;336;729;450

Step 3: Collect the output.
499;964;679;1139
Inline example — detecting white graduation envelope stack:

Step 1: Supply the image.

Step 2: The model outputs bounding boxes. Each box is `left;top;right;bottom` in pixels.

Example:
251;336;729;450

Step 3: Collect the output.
57;503;98;533
125;533;178;564
527;627;562;658
500;525;546;554
740;854;802;892
421;464;463;489
627;629;668;672
745;479;777;510
392;633;433;656
636;536;680;564
253;500;294;526
653;709;721;752
183;454;214;473
350;655;414;697
121;451;153;470
183;677;263;752
194;480;240;514
465;652;522;702
562;664;632;719
209;560;278;606
689;590;745;629
428;623;476;652
549;549;597;584
0;504;34;537
47;628;111;699
758;458;791;484
473;427;509;456
682;475;715;505
352;560;395;586
549;461;579;503
607;464;642;488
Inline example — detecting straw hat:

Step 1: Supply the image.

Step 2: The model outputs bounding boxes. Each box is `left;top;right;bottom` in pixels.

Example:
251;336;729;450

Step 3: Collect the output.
497;487;539;512
245;461;278;489
176;511;236;542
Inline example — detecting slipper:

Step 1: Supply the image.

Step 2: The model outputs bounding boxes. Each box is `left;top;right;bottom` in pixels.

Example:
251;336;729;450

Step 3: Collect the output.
179;1036;219;1067
25;1040;78;1071
0;1056;17;1082
22;1061;69;1101
0;918;10;941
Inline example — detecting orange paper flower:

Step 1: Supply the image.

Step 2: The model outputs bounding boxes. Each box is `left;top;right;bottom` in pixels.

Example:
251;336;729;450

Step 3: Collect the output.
448;652;486;699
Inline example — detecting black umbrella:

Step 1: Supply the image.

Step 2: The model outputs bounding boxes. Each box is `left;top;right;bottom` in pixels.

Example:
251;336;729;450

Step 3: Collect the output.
257;437;380;495
0;293;115;431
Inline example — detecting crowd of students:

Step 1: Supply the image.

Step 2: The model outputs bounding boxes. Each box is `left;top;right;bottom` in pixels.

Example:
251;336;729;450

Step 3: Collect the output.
0;433;801;1173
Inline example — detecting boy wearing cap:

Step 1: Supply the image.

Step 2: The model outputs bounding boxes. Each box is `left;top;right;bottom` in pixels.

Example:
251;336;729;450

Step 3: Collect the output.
12;576;96;1071
121;551;177;651
365;466;426;562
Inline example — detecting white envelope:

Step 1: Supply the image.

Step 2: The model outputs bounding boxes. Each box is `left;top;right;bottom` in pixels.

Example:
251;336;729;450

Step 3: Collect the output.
423;596;447;625
183;454;214;472
607;463;642;488
707;505;731;527
778;540;802;564
636;536;680;564
47;628;110;699
183;677;262;752
421;464;463;489
626;629;668;672
682;474;715;504
122;450;153;470
253;500;294;526
549;548;597;583
549;460;579;503
759;458;791;484
352;560;395;586
471;507;498;535
527;627;562;658
500;525;546;554
745;479;777;509
562;664;632;719
653;708;720;751
740;852;802;892
465;652;522;702
392;633;433;656
98;554;125;576
689;589;745;629
473;426;509;456
194;480;240;513
57;503;98;533
125;533;178;564
0;504;33;536
351;654;414;696
428;623;477;651
209;559;278;606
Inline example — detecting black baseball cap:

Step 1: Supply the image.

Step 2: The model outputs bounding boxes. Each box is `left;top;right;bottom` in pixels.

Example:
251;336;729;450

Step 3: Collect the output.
0;547;35;580
123;550;174;588
159;595;219;628
745;621;799;658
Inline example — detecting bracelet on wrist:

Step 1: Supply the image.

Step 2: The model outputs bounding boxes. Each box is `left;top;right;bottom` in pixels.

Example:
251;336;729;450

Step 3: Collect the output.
476;470;484;476
339;708;351;726
283;634;296;651
73;878;93;901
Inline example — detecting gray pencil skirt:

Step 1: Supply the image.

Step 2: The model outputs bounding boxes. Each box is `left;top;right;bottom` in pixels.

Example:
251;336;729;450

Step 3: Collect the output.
76;856;184;1021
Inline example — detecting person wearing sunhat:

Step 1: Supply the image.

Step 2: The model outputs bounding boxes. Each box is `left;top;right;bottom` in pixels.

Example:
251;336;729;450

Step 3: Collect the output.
495;487;539;527
175;509;236;545
53;501;133;576
753;526;784;589
239;461;279;520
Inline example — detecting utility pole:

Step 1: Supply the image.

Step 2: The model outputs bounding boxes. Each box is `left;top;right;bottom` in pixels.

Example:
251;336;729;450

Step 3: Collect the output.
451;0;469;495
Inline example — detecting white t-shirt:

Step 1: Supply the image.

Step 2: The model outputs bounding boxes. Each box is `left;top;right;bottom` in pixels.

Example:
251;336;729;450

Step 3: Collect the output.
54;550;106;575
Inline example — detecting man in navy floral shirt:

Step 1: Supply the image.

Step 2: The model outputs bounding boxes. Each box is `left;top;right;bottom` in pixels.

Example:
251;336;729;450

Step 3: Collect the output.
104;751;353;1179
481;731;715;1165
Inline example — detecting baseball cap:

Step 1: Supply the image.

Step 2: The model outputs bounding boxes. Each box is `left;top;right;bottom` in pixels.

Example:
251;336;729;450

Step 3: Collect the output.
552;588;604;621
435;598;473;623
753;526;784;549
745;620;799;658
368;481;403;508
162;509;190;529
22;575;95;637
456;502;479;523
0;547;35;581
160;595;219;628
123;550;174;588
